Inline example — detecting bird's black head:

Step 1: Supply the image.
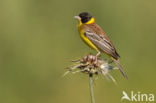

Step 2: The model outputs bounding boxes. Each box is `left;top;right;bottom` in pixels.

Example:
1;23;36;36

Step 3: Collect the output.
79;12;93;23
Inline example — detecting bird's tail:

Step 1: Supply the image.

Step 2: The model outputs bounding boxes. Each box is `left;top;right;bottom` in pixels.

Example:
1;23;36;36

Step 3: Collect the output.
112;58;128;79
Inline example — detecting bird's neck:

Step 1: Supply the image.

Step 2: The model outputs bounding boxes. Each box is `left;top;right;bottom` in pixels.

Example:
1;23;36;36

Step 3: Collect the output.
78;17;95;27
85;17;95;24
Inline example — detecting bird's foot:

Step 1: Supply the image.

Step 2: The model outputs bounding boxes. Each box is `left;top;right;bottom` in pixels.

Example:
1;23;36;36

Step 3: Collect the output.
94;52;101;64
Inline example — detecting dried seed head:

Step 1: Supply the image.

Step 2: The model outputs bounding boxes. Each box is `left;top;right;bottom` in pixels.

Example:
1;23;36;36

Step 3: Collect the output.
64;54;118;84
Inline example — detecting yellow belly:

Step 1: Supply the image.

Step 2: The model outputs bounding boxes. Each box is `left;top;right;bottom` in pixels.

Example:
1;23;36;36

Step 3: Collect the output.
79;28;99;51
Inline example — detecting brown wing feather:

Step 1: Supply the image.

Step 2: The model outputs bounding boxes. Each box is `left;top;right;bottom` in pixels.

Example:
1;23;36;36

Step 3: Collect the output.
83;23;119;59
85;31;118;59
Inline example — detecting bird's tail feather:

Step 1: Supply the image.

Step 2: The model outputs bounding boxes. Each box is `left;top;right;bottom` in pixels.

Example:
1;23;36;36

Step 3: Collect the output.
112;58;128;79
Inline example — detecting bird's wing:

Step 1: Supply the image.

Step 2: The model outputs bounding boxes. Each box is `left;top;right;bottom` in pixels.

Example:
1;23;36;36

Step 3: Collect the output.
85;30;119;59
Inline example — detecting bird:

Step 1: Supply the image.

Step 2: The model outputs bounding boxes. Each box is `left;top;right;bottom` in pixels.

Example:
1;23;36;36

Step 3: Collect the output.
74;12;128;79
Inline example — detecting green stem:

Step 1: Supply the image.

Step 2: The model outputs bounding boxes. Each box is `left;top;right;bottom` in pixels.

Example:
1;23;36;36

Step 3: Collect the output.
89;73;95;103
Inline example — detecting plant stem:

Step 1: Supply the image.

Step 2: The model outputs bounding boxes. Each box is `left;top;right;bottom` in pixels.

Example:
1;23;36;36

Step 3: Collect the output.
89;73;95;103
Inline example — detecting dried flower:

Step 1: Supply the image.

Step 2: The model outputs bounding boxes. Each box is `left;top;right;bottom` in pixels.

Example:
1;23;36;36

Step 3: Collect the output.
64;54;118;84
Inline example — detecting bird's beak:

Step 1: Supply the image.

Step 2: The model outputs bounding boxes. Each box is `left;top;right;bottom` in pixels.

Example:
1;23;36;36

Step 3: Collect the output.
74;16;80;20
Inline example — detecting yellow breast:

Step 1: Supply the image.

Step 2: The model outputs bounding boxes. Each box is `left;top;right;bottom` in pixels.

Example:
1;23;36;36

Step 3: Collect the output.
78;24;99;51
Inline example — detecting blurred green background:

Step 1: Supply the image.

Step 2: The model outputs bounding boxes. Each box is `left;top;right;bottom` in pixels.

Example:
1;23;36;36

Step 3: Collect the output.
0;0;156;103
